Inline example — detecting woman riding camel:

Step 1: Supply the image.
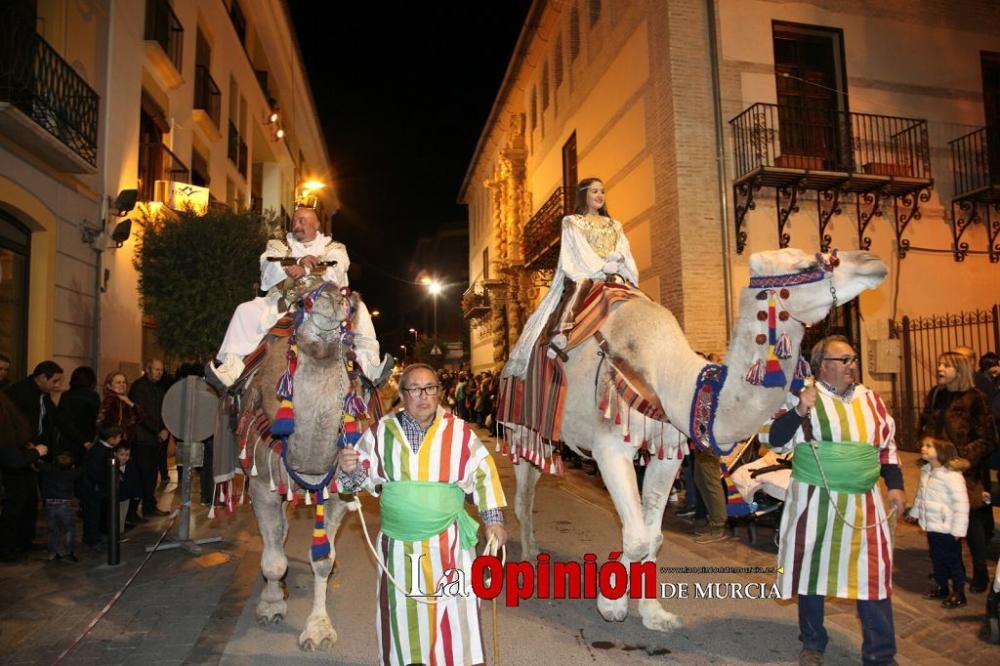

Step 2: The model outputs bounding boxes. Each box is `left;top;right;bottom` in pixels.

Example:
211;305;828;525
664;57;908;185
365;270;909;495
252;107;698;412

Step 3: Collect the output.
503;177;640;378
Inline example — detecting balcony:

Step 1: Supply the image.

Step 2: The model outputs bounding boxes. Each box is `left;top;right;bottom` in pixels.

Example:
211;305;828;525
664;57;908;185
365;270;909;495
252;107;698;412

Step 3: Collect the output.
729;102;933;254
192;65;221;140
138;142;190;203
144;0;184;88
522;186;571;270
462;281;490;320
0;30;99;172
949;125;1000;261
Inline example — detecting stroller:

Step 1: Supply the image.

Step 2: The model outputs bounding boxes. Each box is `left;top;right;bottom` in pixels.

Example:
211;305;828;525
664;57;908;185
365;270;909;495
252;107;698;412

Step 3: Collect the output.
719;435;792;545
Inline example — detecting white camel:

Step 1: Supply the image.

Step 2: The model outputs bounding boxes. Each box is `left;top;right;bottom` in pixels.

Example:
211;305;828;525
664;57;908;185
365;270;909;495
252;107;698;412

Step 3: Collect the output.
240;281;358;650
513;248;888;631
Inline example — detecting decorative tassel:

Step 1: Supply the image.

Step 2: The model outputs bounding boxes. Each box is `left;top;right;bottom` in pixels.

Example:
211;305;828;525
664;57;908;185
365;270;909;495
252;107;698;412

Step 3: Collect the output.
744;357;764;385
323;486;330;500
775;332;792;359
227;480;234;513
310;502;331;561
286;486;294;502
272;402;295;436
208;503;216;519
304;490;312;506
250;460;258;477
761;292;788;387
270;476;277;492
239;446;247;460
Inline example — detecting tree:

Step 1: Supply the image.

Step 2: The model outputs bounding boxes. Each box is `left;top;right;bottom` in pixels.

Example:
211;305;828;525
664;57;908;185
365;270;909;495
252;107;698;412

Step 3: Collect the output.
134;208;273;363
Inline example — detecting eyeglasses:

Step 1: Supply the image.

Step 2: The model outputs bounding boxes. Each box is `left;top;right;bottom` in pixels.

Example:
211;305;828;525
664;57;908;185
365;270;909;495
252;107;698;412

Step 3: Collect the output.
402;384;440;397
823;355;859;365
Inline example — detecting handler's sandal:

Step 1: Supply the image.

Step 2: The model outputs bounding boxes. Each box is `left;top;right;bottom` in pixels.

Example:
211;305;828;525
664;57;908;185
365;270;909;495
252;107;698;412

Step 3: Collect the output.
941;592;967;608
922;586;949;600
798;648;824;665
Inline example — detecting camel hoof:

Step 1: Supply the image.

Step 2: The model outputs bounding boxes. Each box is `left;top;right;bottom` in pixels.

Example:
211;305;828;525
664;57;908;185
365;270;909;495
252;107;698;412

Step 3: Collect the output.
256;599;287;625
520;541;539;561
640;602;683;632
597;594;628;622
299;616;337;651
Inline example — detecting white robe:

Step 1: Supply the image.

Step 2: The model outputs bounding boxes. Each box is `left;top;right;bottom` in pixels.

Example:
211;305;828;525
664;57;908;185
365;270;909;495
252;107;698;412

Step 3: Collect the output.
217;232;382;376
502;215;639;378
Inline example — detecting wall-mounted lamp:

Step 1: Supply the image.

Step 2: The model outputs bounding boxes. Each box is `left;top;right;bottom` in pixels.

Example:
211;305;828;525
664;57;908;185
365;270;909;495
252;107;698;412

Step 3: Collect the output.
80;189;139;249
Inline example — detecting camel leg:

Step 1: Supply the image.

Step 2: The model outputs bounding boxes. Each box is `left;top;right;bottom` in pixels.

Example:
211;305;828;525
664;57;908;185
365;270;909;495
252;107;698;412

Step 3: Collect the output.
591;441;645;623
513;461;542;559
298;495;350;650
250;475;289;624
636;455;684;631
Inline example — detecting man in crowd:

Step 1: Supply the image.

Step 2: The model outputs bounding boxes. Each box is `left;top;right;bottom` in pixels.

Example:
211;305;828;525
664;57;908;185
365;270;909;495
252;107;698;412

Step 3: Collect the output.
0;353;11;389
128;359;170;517
339;363;506;665
207;206;390;388
759;335;905;666
4;360;64;449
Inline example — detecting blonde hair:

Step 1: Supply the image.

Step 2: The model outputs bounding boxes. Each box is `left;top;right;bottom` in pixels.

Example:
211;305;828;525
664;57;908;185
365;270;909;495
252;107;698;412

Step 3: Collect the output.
938;351;974;392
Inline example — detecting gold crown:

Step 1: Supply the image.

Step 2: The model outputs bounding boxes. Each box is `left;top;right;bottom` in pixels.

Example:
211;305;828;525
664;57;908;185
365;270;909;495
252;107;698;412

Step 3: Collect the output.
294;194;319;210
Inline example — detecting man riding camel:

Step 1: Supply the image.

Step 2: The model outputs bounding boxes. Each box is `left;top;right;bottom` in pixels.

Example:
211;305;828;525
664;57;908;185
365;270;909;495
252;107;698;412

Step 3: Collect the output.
207;205;392;389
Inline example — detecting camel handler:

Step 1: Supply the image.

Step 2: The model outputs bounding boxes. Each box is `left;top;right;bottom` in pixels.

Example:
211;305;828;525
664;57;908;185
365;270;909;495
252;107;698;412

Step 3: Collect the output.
207;205;392;388
758;335;906;666
339;363;507;666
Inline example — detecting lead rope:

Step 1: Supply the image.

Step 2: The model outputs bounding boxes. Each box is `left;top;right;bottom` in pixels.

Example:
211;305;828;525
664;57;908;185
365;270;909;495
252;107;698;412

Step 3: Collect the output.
348;495;508;663
800;378;896;532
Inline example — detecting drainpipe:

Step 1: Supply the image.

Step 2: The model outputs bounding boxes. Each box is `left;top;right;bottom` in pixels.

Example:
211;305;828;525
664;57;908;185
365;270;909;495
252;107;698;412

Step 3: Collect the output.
706;0;733;334
91;0;115;372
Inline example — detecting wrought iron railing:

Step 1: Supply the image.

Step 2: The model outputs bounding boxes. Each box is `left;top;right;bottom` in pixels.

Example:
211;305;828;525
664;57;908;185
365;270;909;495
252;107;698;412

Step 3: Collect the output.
227;121;239;164
138;142;190;202
462;281;490;320
193;65;221;128
0;29;99;167
238;137;248;178
523;186;572;270
144;0;183;73
730;102;931;182
950;125;1000;198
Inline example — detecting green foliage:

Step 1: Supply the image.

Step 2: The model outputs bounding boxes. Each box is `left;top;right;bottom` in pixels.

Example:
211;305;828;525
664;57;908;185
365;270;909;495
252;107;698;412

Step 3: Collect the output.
134;208;271;363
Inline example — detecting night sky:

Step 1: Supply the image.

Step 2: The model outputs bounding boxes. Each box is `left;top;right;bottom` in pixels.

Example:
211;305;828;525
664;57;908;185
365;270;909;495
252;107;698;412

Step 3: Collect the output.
288;1;533;352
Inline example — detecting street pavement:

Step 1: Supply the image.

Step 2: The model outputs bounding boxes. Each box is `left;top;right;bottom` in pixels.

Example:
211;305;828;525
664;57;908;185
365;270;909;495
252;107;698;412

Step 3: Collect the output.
1;430;999;665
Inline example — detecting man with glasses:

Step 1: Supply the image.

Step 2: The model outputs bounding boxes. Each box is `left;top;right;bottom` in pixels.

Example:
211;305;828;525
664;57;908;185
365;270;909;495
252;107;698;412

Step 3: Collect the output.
339;363;507;665
207;206;390;388
759;335;906;666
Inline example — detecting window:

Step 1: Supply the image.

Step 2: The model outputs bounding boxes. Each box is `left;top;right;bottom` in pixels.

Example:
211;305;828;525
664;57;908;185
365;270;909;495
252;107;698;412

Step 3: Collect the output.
482;247;489;280
570;6;580;61
541;63;550;111
589;0;601;27
772;22;847;169
554;35;564;89
530;87;537;132
0;211;29;380
228;0;247;45
191;147;210;187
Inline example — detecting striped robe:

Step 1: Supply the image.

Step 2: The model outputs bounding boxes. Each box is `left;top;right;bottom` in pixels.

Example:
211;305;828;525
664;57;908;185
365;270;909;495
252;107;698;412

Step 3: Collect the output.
355;410;507;665
759;383;898;601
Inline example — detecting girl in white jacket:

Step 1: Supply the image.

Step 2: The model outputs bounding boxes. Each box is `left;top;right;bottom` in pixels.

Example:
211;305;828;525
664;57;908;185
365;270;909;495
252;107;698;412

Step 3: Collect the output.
907;437;970;608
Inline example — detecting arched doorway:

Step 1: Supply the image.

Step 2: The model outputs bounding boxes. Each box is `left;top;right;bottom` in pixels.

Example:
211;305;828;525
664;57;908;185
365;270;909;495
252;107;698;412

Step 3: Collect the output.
0;209;30;380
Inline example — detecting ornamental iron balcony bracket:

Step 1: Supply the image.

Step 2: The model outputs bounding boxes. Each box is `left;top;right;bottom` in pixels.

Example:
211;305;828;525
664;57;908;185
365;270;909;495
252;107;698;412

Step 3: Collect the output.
776;180;805;249
733;177;761;254
950;199;977;262
855;188;889;252
892;187;932;259
816;188;842;254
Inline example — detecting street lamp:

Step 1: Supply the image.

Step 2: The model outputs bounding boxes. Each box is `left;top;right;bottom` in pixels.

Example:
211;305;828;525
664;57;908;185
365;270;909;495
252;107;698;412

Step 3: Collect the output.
371;309;381;318
408;328;418;344
428;280;442;341
400;344;407;361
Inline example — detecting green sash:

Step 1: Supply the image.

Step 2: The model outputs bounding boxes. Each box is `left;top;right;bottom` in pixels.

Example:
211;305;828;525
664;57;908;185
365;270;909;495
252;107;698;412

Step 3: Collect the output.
792;440;880;494
380;480;480;549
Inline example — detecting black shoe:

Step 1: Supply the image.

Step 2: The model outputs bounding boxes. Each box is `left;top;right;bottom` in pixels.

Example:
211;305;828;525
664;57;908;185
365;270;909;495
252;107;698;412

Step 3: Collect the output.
970;581;989;593
66;553;78;563
942;592;967;608
922;586;949;599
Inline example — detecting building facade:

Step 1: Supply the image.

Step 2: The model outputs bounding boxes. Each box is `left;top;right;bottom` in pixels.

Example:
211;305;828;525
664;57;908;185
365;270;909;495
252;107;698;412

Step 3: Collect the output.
0;0;335;382
460;0;1000;447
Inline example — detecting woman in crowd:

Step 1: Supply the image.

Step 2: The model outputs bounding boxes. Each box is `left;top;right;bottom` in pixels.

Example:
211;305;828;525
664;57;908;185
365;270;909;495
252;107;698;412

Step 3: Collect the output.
919;350;997;592
98;372;140;446
57;366;100;463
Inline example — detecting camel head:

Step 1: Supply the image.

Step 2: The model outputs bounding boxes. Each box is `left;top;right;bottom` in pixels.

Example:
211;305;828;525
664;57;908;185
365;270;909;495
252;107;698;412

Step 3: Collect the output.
290;281;360;362
748;248;887;325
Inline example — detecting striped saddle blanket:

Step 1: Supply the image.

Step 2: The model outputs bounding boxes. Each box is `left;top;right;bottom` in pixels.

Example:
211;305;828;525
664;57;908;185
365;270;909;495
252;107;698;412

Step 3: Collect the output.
498;281;653;446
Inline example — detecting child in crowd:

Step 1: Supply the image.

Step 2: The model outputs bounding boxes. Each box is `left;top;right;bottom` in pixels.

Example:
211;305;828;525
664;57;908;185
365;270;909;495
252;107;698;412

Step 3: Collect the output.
82;425;123;546
908;436;970;608
115;444;142;536
38;451;82;562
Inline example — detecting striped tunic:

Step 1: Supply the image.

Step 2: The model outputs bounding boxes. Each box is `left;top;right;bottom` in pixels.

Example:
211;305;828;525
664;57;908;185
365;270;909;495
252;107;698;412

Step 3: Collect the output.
759;383;898;600
354;409;507;665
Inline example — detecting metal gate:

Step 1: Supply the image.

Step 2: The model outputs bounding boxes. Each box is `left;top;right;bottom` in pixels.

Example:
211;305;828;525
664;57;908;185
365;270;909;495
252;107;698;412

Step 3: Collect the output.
893;305;1000;451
